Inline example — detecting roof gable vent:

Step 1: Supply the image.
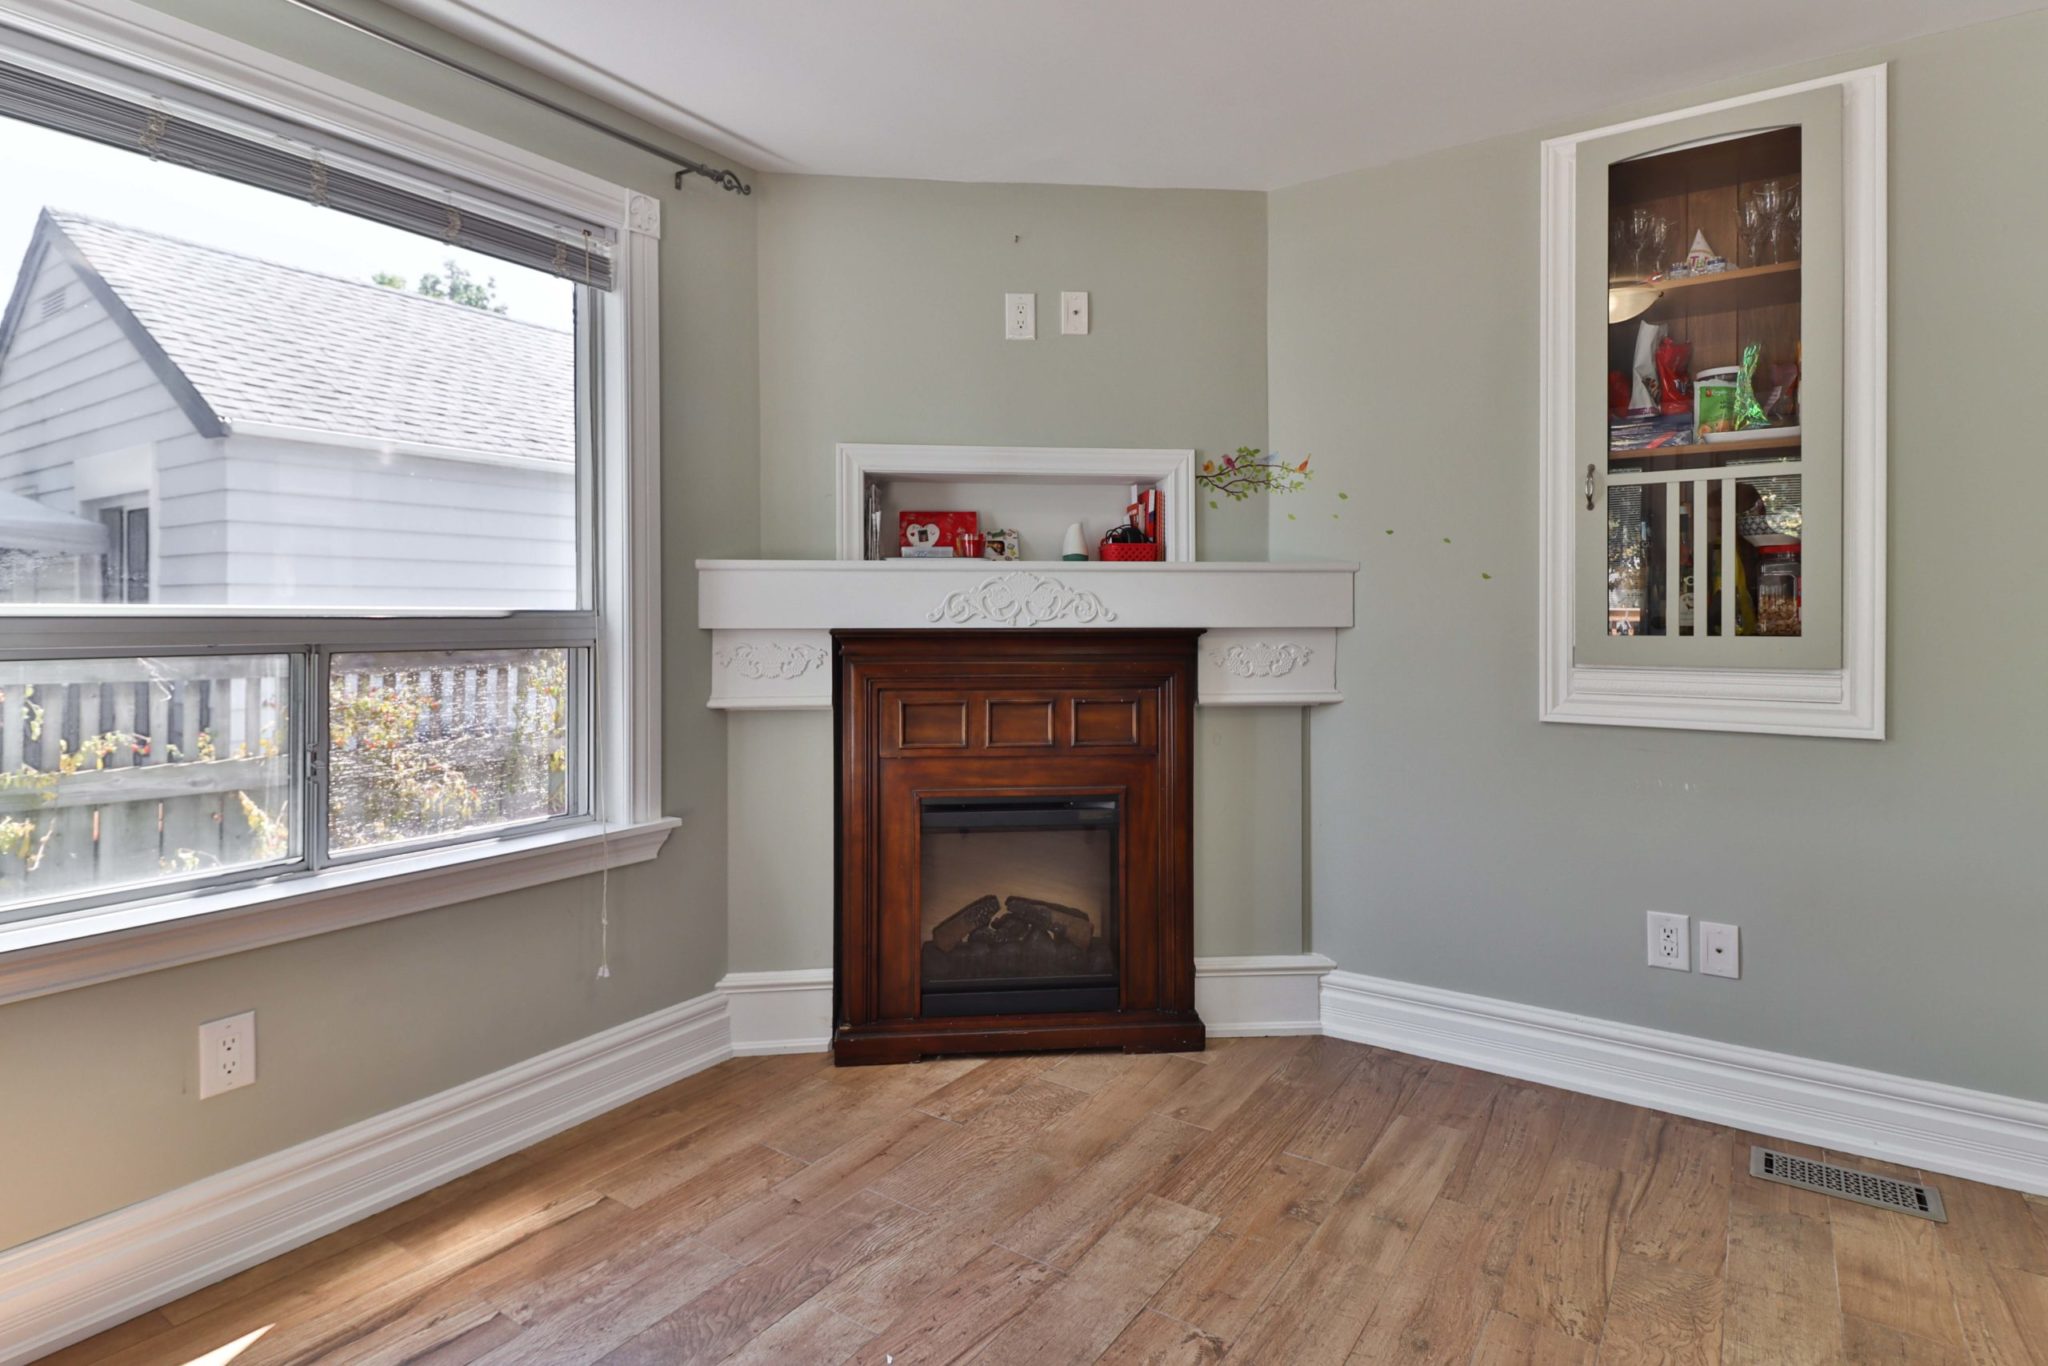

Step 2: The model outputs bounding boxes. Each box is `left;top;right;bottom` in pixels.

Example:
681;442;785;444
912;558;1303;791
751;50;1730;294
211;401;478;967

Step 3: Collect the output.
38;287;68;321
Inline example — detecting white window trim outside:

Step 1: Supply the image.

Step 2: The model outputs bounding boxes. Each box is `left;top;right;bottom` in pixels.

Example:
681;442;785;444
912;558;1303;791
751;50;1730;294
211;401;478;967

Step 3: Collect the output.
1536;65;1887;739
0;0;672;1000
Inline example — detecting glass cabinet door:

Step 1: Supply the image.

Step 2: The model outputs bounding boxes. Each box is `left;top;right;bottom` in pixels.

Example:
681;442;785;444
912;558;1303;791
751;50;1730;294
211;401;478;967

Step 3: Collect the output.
1575;86;1842;669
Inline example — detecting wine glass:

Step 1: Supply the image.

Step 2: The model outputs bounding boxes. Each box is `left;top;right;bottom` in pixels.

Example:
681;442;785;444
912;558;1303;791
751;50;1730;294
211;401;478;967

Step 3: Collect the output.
1786;183;1802;262
1753;181;1785;265
1647;216;1670;277
1627;208;1655;278
1739;197;1765;268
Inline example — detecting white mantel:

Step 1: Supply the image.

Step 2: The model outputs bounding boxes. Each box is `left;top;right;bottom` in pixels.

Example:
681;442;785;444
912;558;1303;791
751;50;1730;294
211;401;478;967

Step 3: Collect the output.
698;558;1358;709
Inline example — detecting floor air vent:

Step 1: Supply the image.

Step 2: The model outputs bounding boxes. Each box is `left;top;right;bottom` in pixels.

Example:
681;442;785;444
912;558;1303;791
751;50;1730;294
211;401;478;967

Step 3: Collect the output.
1749;1146;1946;1222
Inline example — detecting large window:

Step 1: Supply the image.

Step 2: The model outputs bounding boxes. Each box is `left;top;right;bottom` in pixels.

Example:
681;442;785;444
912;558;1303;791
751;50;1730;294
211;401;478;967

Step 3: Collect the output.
0;25;633;925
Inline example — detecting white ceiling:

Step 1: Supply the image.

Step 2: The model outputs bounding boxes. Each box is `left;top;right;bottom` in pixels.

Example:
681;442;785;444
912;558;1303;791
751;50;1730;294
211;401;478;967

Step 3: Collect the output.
388;0;2043;190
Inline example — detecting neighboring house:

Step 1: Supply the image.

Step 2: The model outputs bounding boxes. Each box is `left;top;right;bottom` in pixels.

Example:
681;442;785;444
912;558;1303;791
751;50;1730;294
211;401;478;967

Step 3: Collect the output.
0;210;575;607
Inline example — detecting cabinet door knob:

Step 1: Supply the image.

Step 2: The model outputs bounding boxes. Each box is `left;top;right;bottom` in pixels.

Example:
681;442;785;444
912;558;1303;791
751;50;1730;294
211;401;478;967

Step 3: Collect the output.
1585;464;1597;511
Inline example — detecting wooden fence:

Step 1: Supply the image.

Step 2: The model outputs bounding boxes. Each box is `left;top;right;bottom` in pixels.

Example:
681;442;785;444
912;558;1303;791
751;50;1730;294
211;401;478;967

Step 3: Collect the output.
1;651;565;909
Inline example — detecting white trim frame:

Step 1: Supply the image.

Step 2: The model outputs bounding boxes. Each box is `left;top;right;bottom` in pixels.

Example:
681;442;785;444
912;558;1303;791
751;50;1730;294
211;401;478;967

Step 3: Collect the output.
714;955;1338;1053
835;444;1198;563
1322;970;2048;1196
0;0;670;988
1538;65;1887;739
0;0;624;227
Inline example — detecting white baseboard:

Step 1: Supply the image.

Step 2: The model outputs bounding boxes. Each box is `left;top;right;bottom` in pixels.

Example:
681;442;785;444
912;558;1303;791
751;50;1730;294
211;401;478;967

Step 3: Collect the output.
1322;970;2048;1197
0;991;733;1366
718;955;1338;1053
1195;954;1335;1036
719;968;834;1054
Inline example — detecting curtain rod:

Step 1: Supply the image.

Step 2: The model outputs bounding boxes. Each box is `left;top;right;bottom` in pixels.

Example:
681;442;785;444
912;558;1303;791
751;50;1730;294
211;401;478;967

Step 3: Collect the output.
282;0;752;195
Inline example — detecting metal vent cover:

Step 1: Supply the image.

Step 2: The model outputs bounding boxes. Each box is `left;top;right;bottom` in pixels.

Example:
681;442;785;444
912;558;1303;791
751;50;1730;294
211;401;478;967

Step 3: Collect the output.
1749;1146;1946;1222
38;287;66;320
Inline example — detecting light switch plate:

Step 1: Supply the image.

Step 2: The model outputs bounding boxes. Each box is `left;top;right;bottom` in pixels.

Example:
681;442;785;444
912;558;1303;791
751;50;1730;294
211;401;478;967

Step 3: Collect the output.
1060;290;1089;335
1699;921;1740;978
1004;292;1035;340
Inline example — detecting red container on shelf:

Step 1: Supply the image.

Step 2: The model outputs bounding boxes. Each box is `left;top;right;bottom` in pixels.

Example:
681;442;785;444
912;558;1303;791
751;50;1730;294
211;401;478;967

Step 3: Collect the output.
1100;541;1161;563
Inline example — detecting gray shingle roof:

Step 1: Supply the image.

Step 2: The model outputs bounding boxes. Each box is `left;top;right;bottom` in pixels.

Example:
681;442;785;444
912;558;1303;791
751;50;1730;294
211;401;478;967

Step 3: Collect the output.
52;212;573;463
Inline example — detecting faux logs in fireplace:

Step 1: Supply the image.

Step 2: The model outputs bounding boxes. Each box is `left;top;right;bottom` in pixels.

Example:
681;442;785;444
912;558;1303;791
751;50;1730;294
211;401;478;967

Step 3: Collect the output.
833;630;1204;1064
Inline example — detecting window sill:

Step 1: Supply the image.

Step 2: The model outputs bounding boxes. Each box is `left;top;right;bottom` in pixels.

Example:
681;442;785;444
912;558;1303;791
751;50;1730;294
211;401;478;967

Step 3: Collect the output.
0;817;679;1007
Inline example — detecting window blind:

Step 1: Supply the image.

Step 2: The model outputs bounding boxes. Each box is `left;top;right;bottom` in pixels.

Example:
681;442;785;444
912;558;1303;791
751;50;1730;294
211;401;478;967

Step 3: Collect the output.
0;50;616;289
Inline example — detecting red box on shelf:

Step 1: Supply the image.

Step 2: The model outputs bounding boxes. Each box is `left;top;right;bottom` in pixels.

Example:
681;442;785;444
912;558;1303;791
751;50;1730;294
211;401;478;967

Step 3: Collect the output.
898;510;978;558
1101;541;1161;563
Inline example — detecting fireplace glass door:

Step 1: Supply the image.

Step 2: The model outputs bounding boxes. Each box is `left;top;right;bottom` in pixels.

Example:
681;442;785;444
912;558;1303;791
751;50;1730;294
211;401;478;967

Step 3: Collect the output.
919;796;1119;1017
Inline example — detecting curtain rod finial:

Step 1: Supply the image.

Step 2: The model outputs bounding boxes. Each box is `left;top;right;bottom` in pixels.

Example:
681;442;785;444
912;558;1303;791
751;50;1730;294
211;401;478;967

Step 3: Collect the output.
675;165;752;195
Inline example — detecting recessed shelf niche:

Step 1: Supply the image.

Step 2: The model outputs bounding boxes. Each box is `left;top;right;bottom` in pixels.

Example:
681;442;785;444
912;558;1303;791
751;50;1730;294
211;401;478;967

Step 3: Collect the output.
835;444;1196;563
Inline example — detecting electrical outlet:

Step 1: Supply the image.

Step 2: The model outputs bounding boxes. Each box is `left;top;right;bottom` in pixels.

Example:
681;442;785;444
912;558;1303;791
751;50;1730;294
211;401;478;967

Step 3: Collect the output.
1060;290;1089;335
1647;912;1690;971
198;1010;256;1098
1004;292;1035;340
1699;921;1740;978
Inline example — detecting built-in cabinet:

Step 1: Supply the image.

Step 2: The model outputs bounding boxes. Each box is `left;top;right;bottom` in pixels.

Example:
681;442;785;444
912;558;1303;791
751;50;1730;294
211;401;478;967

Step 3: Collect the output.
1540;67;1887;738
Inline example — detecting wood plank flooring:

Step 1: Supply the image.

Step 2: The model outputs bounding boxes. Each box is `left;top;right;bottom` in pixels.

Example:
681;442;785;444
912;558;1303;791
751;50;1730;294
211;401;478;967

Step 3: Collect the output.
39;1037;2048;1365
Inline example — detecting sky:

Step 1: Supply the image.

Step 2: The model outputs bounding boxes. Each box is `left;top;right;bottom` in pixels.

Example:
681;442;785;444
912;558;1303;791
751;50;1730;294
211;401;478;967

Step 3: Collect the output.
0;113;576;328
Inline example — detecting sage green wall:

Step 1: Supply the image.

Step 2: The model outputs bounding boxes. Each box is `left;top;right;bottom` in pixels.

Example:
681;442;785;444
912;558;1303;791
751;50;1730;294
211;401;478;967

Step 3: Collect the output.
0;0;759;1251
1268;11;2048;1101
728;173;1302;972
754;173;1273;562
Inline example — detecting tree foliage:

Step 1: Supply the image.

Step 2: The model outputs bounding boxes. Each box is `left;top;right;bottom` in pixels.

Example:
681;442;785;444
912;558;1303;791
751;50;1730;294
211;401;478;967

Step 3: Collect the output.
371;259;509;313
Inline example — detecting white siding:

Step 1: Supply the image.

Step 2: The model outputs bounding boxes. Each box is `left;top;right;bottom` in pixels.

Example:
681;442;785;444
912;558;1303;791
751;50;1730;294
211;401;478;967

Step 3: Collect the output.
1;251;575;609
191;436;577;608
0;252;200;603
0;255;192;504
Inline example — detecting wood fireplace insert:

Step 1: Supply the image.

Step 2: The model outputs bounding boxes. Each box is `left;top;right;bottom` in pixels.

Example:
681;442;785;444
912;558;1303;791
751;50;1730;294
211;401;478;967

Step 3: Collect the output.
833;630;1204;1064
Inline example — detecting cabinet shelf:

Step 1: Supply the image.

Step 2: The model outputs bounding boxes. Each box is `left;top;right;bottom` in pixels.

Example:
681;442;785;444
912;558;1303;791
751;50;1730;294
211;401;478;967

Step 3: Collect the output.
1609;434;1801;463
1610;260;1800;317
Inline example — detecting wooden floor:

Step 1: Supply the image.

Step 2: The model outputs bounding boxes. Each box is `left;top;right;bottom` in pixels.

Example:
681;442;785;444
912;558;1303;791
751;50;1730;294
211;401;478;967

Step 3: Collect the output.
44;1036;2048;1365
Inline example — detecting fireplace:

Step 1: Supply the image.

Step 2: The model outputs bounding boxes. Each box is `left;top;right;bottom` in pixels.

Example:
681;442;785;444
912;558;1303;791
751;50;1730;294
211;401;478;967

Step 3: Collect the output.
920;796;1120;1016
834;630;1203;1063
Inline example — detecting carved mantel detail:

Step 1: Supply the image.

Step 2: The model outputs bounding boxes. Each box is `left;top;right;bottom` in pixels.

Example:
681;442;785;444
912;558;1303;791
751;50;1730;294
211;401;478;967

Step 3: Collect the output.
1207;641;1313;679
927;572;1117;628
714;640;828;680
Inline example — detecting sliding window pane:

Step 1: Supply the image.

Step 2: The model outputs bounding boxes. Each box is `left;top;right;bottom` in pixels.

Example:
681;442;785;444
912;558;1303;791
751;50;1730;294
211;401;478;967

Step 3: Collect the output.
327;648;578;855
0;655;295;919
0;108;581;611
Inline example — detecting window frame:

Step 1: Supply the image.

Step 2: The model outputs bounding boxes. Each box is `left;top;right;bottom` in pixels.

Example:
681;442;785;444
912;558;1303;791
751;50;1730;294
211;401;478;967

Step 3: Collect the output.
1537;65;1887;739
0;0;672;1000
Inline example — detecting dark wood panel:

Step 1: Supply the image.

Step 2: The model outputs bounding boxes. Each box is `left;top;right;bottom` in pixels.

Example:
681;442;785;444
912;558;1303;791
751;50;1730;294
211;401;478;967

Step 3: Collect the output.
835;631;1202;1064
986;696;1057;747
895;698;969;749
1073;695;1143;747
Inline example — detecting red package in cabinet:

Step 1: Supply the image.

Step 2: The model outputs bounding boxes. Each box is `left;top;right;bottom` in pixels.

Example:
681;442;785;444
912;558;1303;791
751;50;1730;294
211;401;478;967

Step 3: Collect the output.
898;510;978;558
